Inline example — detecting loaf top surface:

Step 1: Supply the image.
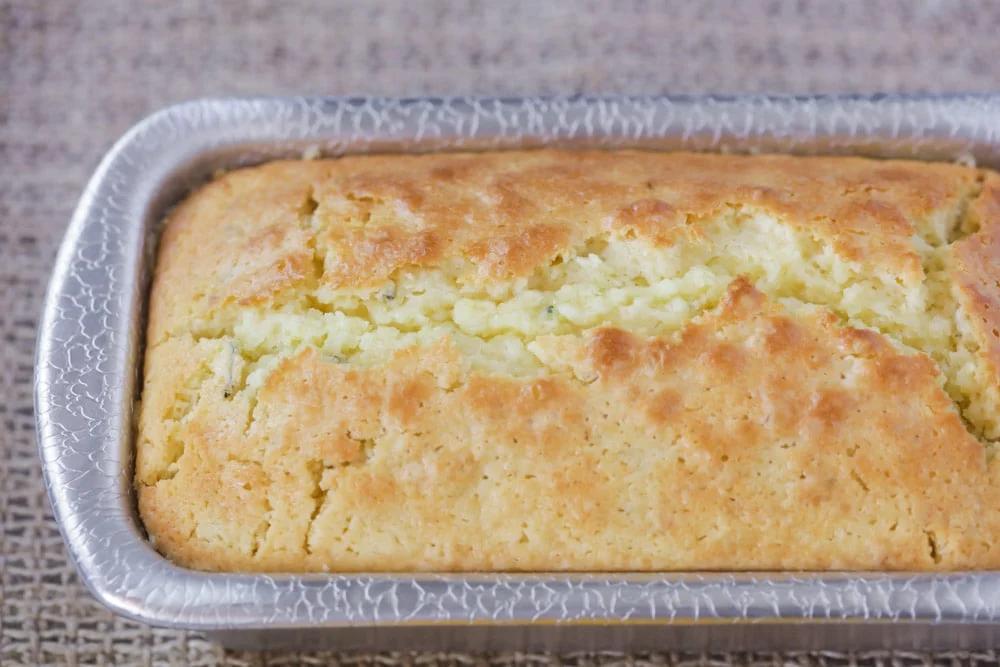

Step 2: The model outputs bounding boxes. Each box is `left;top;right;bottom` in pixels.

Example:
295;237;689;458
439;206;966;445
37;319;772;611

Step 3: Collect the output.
138;150;1000;572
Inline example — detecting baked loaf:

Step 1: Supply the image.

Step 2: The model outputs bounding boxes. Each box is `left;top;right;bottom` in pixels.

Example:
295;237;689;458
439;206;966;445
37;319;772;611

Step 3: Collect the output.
137;149;1000;572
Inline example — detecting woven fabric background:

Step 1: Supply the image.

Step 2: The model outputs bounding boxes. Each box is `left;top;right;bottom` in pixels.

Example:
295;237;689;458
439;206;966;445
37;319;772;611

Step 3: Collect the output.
5;0;1000;664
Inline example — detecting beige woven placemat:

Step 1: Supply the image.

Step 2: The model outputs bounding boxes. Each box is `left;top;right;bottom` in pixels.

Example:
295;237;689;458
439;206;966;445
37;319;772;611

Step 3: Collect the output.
5;1;1000;664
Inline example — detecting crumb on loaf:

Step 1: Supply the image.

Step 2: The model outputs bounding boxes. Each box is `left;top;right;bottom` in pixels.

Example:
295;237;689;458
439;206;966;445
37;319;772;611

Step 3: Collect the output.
137;150;1000;572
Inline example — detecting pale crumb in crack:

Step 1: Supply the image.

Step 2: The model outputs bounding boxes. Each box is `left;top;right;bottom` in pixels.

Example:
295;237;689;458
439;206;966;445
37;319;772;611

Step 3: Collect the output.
159;192;999;448
302;145;321;160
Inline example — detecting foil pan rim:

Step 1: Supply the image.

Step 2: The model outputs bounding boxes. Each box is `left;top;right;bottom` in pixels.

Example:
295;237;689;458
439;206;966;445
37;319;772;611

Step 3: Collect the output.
36;94;1000;630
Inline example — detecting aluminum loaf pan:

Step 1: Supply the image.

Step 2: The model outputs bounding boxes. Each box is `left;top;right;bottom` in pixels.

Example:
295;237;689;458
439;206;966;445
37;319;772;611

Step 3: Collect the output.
35;94;1000;652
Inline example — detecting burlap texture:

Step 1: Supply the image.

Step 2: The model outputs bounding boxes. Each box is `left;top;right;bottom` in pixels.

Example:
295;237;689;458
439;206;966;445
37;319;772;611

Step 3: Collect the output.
5;1;1000;664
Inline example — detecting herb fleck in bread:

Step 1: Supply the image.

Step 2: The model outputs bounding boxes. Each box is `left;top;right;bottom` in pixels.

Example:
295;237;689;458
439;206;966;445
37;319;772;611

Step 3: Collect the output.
137;150;1000;571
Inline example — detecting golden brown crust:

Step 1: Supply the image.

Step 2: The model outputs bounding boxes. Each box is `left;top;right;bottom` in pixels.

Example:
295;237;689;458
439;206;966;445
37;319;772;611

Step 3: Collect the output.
138;150;1000;572
148;151;979;342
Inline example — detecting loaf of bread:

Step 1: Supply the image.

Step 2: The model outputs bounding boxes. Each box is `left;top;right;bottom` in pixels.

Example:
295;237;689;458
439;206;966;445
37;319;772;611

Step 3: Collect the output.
137;149;1000;572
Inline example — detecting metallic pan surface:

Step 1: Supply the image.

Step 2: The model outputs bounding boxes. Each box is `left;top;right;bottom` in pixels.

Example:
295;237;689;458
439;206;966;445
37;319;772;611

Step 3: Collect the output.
35;95;1000;651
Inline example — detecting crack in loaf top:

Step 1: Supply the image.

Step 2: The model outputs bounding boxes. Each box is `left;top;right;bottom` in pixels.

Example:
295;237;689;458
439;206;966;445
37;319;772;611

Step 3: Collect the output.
149;150;985;340
137;149;1000;572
